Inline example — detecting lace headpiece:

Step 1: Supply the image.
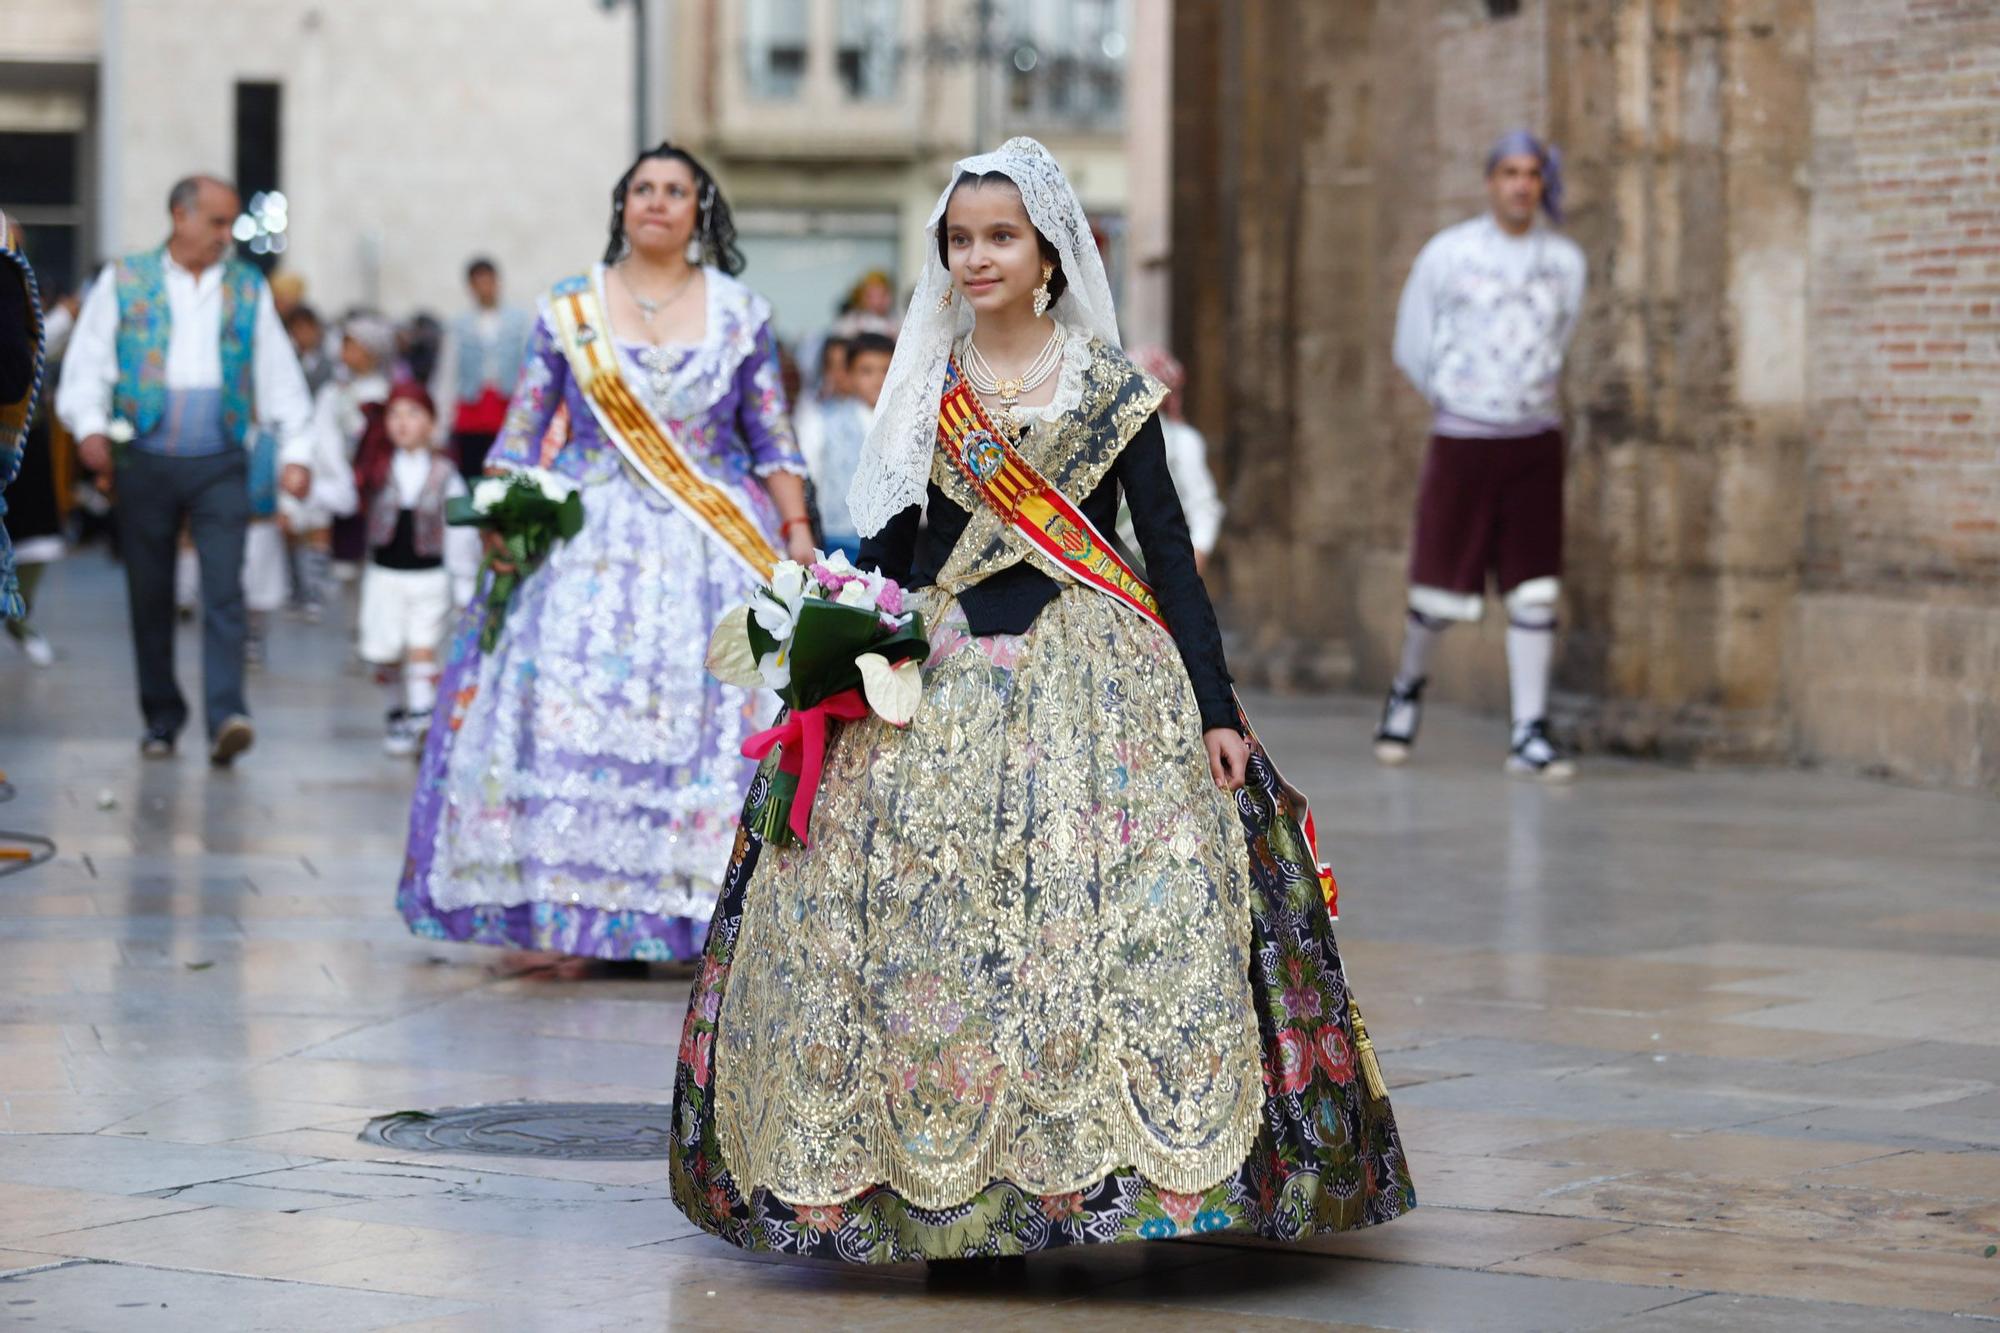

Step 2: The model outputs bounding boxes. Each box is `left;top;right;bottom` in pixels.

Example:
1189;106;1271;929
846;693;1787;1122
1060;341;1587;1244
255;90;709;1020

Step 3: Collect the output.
847;137;1121;537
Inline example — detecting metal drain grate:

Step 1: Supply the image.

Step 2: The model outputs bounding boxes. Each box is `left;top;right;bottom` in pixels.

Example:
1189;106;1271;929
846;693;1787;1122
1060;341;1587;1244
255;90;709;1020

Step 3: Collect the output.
359;1101;673;1160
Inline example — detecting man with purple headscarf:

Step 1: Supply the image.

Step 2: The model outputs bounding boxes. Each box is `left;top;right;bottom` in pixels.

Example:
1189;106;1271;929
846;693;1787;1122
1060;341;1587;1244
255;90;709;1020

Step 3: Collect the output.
1376;129;1588;780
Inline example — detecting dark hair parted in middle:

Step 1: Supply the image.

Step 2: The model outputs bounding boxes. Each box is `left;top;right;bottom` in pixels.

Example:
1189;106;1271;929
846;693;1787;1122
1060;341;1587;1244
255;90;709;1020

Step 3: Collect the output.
604;143;745;275
847;331;897;361
936;170;1069;307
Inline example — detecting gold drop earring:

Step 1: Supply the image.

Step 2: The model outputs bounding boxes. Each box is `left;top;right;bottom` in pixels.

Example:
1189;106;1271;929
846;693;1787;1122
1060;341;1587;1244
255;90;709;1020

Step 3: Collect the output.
937;285;955;312
1032;264;1054;318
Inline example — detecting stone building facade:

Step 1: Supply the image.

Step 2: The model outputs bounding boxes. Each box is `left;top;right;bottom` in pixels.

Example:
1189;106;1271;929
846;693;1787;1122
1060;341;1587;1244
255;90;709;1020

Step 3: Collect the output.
0;0;635;315
0;1;1138;337
1173;0;1999;791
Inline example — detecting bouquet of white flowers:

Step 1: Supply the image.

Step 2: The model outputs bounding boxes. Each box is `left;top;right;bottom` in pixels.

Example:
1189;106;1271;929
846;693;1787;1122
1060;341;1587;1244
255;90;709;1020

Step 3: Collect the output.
706;550;928;846
445;467;584;652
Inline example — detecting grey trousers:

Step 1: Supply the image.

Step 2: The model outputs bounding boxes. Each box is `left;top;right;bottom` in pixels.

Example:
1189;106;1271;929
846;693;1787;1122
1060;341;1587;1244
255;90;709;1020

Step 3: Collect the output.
115;448;250;739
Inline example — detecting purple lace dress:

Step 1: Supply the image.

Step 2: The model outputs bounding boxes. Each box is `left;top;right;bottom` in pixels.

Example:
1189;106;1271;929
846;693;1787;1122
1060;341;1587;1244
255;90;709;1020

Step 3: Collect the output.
397;267;802;960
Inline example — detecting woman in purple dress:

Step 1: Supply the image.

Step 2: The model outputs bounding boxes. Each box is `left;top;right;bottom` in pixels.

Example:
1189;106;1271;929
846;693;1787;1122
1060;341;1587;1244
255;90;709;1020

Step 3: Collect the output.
397;145;815;965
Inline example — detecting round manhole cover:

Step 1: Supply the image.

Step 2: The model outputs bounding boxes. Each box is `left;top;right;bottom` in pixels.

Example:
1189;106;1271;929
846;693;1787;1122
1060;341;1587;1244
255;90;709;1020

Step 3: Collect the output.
359;1101;673;1160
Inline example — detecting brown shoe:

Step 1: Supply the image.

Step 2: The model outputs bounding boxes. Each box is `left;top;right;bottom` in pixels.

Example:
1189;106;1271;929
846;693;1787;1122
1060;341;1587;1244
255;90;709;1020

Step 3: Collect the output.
209;715;255;767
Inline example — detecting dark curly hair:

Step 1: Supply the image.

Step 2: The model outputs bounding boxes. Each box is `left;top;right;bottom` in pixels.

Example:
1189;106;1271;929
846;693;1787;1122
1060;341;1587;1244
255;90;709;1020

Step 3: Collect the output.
603;143;744;276
934;170;1068;307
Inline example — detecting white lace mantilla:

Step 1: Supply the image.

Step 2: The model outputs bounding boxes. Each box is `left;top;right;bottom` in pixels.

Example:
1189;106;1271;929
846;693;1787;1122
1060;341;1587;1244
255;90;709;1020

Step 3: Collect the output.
850;137;1124;537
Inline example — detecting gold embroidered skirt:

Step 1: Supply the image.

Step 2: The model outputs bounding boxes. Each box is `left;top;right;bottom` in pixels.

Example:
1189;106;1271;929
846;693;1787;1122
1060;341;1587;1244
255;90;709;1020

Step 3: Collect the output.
710;585;1266;1210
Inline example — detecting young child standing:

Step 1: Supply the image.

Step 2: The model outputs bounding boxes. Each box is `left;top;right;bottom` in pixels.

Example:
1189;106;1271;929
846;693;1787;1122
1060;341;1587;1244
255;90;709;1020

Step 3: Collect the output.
357;382;478;755
294;316;395;619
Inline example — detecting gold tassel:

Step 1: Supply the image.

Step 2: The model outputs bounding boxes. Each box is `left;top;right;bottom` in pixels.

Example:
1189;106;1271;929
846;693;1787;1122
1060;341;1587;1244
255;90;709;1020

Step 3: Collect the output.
1349;996;1388;1103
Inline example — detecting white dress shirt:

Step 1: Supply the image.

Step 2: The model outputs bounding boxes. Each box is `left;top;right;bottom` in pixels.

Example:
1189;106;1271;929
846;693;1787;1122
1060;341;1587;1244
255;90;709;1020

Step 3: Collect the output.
1161;418;1225;555
1393;214;1586;436
56;252;316;465
1114;417;1226;560
280;372;384;531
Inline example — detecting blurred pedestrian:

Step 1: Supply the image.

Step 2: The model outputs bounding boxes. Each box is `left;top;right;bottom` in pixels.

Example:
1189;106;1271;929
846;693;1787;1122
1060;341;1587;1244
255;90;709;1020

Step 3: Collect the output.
284;303;335;396
397;142;811;967
432;258;531;482
298;312;392;600
400;313;443;395
796;331;891;563
323;315;399;586
1122;345;1224;577
832;267;898;340
55;175;316;765
0;210;44;630
4;253;73;665
355;383;476;756
268;270;307;323
1375;130;1586;780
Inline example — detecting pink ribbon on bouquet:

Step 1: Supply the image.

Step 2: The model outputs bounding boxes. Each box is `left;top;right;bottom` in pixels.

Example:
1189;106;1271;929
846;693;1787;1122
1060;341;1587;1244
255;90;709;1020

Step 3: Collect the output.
740;687;872;845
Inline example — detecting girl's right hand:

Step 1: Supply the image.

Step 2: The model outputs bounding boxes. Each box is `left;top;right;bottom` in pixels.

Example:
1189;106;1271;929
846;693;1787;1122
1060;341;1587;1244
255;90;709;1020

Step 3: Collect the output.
482;529;516;575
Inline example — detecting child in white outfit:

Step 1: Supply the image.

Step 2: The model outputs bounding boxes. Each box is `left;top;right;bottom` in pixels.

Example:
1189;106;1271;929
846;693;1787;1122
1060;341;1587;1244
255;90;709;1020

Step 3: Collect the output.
356;382;478;755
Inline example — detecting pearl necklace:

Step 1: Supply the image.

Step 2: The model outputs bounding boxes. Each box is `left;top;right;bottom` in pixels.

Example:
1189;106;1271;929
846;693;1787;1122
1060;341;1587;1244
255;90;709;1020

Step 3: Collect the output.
961;324;1065;436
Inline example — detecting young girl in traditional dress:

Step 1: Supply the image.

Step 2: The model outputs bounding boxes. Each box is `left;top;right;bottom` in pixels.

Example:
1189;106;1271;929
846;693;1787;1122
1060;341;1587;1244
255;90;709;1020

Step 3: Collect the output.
669;138;1413;1263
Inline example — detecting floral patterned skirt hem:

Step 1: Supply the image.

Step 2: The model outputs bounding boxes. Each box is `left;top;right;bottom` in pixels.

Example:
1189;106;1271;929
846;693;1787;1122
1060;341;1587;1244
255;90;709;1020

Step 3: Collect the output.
666;729;1417;1262
397;885;709;962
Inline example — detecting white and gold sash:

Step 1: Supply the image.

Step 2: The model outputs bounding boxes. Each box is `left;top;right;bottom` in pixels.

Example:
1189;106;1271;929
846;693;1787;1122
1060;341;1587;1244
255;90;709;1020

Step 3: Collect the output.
547;273;779;582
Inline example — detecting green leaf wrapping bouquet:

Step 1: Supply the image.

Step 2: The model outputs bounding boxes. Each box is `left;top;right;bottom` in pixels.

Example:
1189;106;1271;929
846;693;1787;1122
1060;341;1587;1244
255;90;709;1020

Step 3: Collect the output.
706;550;929;846
445;467;586;653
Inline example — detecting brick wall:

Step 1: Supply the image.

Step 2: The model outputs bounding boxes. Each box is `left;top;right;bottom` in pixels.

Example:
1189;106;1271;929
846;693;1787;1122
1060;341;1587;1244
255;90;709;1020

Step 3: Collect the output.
1809;0;2000;593
1797;0;2000;787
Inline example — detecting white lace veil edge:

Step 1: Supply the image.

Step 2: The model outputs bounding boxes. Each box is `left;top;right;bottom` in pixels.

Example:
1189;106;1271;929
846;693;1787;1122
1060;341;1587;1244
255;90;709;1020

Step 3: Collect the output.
846;137;1122;538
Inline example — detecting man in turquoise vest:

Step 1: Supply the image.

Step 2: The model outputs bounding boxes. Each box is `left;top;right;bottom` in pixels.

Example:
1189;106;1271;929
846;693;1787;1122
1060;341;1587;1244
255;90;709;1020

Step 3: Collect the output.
57;175;316;765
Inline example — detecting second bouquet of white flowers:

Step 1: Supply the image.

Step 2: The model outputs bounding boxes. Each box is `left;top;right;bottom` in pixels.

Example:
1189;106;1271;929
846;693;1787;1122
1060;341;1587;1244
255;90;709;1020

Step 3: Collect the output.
446;468;585;652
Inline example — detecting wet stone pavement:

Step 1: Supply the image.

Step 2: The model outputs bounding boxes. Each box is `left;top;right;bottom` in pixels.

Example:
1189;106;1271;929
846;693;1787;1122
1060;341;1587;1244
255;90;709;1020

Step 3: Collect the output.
1;556;1997;1331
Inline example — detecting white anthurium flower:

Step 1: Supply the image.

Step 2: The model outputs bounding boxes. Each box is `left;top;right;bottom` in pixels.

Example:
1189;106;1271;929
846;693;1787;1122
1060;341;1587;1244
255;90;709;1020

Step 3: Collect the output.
835;579;876;610
856;653;923;727
821;548;860;578
704;604;765;688
472;477;512;511
757;646;791;692
106;419;136;445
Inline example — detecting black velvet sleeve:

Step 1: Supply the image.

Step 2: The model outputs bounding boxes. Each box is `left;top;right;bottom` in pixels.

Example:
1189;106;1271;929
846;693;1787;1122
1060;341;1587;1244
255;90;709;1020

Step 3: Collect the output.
856;503;922;584
1115;414;1239;734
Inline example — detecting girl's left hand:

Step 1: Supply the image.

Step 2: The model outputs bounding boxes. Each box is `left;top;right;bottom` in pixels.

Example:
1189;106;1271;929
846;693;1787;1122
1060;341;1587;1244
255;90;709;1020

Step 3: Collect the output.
785;527;816;565
1204;727;1250;792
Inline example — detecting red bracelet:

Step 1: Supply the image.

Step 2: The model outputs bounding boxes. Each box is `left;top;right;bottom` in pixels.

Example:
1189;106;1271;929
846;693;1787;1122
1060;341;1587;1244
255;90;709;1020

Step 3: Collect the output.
781;516;813;535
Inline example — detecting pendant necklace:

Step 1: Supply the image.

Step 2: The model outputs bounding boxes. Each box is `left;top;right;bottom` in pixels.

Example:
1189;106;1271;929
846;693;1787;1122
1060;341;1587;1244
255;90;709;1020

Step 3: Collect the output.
962;324;1065;437
615;262;698;330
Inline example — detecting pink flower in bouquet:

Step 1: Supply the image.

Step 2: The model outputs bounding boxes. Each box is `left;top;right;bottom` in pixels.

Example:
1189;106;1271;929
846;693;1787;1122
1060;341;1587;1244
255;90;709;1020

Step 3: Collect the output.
877;581;905;617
